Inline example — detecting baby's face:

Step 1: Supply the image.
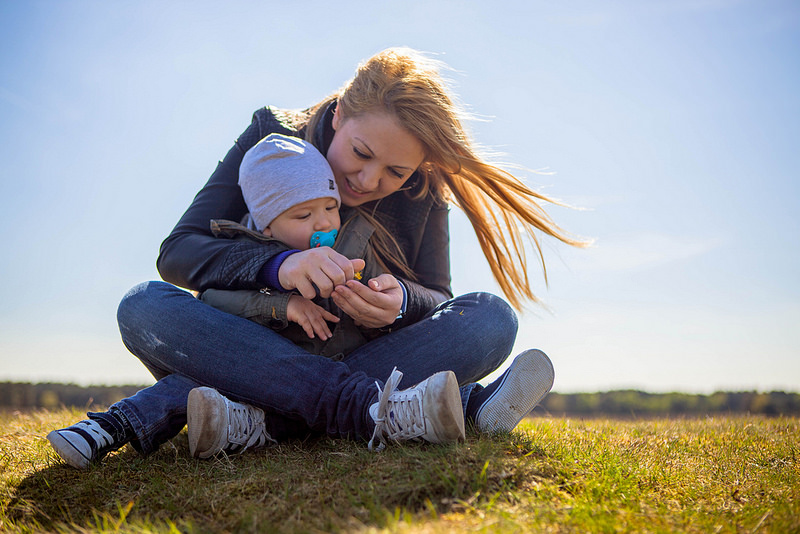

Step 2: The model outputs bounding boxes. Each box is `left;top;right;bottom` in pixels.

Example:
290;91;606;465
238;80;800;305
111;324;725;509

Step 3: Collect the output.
263;197;340;250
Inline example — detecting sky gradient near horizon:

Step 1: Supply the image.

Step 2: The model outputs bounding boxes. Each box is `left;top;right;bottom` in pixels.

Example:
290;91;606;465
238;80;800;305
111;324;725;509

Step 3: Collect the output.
1;1;798;393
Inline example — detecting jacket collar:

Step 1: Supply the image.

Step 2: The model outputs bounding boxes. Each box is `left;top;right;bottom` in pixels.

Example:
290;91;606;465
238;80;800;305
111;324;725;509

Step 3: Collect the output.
313;100;337;156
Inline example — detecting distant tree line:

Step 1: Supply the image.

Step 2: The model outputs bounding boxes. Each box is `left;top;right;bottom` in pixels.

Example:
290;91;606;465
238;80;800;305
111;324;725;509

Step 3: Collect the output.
2;382;799;417
0;382;144;411
535;390;800;417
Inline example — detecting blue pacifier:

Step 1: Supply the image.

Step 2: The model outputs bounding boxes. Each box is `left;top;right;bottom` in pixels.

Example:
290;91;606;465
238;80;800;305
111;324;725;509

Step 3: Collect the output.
310;229;338;248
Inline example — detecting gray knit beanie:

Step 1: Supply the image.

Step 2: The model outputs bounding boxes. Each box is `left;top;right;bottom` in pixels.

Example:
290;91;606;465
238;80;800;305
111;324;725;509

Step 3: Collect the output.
239;133;339;232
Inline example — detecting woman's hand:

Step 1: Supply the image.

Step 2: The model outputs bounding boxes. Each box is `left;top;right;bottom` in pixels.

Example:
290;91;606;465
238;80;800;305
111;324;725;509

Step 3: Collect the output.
331;274;403;329
278;248;366;299
287;295;340;340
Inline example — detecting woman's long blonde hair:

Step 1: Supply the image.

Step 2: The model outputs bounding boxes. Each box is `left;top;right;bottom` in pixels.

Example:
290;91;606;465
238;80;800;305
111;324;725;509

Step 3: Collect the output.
307;47;588;310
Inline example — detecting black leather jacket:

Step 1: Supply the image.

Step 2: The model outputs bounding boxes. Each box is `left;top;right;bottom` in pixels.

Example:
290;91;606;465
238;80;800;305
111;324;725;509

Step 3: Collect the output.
156;104;452;325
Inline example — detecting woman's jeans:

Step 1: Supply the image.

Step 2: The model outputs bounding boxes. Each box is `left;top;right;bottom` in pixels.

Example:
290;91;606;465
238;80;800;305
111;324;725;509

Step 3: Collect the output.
113;281;518;455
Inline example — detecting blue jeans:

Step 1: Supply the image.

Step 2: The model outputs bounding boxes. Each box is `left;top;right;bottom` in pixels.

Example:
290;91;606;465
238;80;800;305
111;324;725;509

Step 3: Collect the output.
113;281;518;455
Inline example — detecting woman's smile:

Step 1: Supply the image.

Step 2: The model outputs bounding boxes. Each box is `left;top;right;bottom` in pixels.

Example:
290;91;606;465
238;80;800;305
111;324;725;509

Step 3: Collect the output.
344;177;373;195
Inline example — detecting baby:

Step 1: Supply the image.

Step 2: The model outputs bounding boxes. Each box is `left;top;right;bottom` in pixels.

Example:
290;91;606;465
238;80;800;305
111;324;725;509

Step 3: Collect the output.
200;133;388;360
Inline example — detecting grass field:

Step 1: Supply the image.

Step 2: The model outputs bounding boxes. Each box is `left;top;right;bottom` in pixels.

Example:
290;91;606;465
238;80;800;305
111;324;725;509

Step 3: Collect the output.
1;408;798;533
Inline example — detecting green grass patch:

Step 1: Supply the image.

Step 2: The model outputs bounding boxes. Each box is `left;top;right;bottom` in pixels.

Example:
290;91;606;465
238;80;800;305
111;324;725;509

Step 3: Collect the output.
2;409;798;532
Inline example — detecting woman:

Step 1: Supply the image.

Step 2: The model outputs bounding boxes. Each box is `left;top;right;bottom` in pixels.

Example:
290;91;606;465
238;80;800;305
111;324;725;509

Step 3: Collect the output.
47;47;585;468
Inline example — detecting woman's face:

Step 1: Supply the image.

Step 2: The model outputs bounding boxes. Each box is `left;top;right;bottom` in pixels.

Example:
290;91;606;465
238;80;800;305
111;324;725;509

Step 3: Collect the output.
327;108;425;207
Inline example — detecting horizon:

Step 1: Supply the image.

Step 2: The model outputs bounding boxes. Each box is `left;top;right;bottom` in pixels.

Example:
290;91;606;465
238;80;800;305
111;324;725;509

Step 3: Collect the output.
3;380;799;398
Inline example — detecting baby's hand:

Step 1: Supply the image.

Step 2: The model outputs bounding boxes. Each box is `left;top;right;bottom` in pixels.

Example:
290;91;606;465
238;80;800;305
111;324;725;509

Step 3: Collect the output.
287;295;340;340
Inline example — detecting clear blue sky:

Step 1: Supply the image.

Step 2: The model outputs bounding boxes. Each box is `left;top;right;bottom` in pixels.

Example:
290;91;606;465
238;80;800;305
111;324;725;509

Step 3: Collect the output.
1;1;798;393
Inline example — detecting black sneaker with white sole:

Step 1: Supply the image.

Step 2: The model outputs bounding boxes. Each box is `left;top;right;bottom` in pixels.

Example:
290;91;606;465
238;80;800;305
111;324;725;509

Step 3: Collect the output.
47;412;130;469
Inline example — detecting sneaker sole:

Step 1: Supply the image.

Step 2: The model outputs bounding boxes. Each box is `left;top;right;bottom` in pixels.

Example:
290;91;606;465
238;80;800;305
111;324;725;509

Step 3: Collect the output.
187;387;229;459
47;430;91;469
475;349;555;433
422;371;466;443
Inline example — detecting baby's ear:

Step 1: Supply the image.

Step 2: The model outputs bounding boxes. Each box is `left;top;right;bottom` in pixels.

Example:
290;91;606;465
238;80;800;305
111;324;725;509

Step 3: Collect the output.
262;227;273;238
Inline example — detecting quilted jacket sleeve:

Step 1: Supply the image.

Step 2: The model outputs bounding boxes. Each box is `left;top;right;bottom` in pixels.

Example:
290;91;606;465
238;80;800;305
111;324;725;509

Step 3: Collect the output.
199;289;291;330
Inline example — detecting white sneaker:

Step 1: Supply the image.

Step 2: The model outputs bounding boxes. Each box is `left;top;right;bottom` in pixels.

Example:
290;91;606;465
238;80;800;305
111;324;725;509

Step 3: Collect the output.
187;387;276;459
474;349;555;433
368;368;465;451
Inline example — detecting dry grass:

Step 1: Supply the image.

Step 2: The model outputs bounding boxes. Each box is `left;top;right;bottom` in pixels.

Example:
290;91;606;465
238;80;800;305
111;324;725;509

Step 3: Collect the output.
1;408;798;533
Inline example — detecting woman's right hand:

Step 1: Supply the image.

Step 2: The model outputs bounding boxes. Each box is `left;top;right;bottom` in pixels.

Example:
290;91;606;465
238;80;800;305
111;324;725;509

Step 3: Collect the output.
278;248;366;299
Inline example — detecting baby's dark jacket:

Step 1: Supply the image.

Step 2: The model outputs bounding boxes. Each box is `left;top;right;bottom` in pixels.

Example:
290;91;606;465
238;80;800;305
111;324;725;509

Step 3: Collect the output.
199;213;387;361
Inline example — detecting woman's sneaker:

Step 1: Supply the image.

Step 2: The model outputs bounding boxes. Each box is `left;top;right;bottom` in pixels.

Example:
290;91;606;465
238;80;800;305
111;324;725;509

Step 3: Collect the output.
47;412;129;469
368;368;465;451
473;349;555;433
187;387;276;459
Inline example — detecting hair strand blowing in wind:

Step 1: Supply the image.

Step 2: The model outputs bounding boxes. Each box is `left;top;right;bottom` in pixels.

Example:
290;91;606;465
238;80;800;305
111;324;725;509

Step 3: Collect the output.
314;47;590;309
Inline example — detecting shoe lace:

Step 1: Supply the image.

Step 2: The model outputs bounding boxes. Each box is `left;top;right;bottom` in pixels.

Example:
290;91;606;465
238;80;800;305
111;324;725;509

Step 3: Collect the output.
84;414;127;454
368;367;426;452
225;399;274;453
82;420;116;451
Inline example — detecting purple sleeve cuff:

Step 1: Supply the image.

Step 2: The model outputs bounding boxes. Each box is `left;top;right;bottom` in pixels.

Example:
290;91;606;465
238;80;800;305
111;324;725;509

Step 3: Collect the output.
257;249;300;290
